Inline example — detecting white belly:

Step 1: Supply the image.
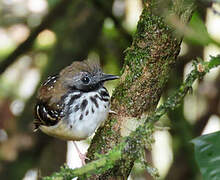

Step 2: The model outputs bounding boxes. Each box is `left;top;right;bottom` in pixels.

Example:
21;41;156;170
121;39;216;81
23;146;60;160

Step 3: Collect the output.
40;90;110;141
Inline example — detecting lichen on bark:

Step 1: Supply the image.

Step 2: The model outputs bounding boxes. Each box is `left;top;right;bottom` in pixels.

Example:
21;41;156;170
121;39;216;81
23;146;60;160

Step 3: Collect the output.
86;0;196;179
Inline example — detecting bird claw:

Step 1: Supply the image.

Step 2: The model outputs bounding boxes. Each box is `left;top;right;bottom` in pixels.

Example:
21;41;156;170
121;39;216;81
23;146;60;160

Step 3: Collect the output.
109;110;117;114
78;152;90;166
72;141;90;166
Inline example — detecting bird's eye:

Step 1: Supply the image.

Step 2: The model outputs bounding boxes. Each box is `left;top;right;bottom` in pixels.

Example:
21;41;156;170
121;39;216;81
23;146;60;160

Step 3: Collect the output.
81;76;90;84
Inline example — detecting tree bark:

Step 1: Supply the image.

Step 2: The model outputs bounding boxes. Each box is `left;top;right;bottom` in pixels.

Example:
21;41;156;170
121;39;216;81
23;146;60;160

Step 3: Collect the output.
87;0;196;179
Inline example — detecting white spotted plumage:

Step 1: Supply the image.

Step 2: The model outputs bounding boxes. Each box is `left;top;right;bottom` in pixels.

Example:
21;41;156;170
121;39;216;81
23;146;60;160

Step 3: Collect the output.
40;87;110;140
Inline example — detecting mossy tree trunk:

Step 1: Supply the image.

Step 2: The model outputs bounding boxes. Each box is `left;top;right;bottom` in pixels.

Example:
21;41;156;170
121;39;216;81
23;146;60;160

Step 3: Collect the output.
87;0;196;179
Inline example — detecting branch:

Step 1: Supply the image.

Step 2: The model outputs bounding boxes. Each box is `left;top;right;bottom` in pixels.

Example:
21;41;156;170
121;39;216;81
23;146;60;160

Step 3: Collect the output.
43;146;123;180
147;56;220;124
43;55;220;180
0;0;72;75
86;0;196;178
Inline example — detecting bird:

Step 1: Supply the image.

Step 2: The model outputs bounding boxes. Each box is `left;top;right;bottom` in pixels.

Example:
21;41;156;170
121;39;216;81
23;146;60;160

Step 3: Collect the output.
33;60;119;165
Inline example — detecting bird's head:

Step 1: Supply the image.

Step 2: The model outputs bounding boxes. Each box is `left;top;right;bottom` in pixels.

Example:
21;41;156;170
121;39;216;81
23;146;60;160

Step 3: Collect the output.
59;60;119;92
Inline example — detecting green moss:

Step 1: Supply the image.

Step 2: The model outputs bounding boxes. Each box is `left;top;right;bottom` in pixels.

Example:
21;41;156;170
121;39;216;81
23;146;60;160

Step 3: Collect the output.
111;10;178;115
120;10;177;87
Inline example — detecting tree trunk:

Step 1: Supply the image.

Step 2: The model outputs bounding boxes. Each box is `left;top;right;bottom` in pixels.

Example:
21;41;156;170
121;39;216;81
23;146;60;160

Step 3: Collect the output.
87;0;196;179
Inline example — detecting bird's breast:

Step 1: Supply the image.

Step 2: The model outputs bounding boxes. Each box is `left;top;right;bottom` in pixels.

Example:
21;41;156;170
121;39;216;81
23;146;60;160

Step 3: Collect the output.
40;88;110;141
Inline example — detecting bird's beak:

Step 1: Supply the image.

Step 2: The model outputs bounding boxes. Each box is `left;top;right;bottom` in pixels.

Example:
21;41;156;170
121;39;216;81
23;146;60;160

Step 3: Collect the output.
100;73;119;82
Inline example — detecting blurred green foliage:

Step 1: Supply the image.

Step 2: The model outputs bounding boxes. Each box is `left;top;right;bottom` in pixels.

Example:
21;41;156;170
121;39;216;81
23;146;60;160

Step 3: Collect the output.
192;131;220;180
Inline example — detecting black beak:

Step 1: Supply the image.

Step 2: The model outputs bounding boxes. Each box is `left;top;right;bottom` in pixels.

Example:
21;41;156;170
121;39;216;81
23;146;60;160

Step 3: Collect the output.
100;73;119;82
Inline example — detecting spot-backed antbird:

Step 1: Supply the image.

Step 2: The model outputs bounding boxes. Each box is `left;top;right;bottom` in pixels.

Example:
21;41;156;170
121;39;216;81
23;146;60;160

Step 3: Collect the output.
34;60;119;165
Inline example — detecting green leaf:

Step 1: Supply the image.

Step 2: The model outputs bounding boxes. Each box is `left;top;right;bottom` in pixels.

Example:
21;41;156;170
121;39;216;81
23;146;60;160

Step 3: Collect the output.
191;131;220;180
185;12;212;46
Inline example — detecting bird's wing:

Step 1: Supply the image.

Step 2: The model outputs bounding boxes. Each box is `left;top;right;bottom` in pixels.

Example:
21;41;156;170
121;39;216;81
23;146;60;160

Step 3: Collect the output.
34;75;64;130
33;100;64;130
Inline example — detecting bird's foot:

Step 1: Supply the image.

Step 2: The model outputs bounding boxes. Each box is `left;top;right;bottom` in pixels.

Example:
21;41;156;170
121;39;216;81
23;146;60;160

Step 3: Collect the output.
109;110;117;114
78;152;90;166
72;141;90;166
